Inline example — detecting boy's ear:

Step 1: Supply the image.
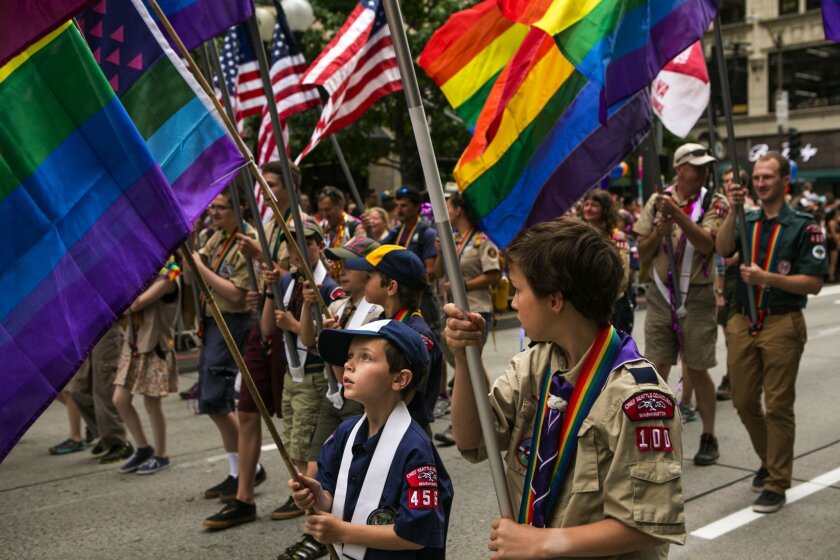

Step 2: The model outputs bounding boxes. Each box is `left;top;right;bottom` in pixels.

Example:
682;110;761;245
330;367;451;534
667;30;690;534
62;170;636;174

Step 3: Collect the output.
386;279;399;296
392;368;413;392
549;292;565;314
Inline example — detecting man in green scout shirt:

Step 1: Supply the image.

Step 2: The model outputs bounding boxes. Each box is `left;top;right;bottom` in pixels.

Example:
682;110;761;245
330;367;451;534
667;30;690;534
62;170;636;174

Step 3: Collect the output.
717;151;827;514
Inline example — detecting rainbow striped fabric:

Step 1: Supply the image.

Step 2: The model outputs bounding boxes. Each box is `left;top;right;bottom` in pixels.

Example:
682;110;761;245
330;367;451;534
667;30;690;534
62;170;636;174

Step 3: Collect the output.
749;221;784;332
418;0;528;130
79;0;245;223
0;20;198;459
453;0;716;248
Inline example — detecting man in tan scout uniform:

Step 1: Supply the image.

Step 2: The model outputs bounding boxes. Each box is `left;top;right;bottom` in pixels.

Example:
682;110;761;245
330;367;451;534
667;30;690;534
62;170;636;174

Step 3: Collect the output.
717;152;826;513
446;218;684;558
634;143;728;466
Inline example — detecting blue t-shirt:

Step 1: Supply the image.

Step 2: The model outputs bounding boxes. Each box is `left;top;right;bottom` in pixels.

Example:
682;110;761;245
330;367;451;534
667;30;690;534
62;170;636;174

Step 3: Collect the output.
317;415;453;560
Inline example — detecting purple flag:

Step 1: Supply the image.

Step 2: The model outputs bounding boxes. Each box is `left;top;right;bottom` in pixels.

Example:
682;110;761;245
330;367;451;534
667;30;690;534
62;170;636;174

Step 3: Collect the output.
823;0;840;42
0;0;91;66
151;0;255;50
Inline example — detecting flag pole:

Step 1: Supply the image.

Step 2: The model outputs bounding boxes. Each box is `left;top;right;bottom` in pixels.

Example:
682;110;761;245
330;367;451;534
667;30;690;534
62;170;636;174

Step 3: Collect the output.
381;0;514;519
204;38;303;371
712;14;758;325
197;43;259;293
181;244;337;560
144;0;330;321
327;134;375;237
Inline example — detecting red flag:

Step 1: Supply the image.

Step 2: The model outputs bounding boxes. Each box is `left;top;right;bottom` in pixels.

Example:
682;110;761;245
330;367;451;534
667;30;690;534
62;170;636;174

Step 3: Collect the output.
650;42;710;138
295;0;402;163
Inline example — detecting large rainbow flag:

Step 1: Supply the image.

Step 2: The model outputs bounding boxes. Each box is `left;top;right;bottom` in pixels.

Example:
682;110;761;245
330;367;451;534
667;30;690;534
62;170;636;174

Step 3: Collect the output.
453;0;716;248
79;0;245;223
418;0;528;130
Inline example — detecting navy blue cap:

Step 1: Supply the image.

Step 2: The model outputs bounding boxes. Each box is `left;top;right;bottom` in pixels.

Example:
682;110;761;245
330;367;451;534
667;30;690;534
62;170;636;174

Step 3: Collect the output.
344;244;426;289
318;319;430;377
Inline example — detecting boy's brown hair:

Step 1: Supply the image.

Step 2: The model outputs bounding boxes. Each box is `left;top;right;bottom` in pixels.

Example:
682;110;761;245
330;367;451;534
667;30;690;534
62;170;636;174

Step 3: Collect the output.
505;217;624;326
382;339;428;396
375;271;425;310
261;160;302;191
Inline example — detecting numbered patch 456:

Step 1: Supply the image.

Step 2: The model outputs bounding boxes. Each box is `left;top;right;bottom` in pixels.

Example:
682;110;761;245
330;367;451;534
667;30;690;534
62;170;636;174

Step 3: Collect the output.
407;488;439;510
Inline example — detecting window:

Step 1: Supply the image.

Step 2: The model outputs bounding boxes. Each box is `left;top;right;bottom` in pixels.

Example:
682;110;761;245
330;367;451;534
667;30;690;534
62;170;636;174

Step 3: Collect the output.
720;0;746;24
806;0;821;10
779;0;799;16
769;45;840;111
709;48;748;115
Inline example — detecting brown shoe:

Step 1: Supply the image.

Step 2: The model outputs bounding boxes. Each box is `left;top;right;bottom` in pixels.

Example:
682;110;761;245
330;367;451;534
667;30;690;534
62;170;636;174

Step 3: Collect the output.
271;497;305;520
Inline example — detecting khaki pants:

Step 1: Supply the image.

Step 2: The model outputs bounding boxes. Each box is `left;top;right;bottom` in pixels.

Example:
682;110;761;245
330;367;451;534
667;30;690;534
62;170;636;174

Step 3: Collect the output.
726;311;807;494
70;324;126;448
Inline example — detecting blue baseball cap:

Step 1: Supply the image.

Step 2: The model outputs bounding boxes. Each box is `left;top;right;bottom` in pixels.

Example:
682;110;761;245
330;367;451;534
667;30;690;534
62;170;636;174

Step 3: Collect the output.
344;245;426;289
318;319;430;377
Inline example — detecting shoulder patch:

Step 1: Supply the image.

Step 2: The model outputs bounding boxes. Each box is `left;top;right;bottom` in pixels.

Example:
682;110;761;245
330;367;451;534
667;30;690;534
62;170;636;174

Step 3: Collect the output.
420;334;434;351
713;201;729;218
623;391;675;420
628;365;658;385
636;427;674;451
806;224;826;245
406;465;438;488
329;287;346;301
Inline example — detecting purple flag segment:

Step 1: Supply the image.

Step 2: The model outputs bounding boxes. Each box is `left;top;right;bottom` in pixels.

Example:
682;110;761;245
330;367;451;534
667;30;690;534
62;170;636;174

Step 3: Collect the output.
0;23;192;462
0;0;92;66
823;0;840;42
148;0;254;51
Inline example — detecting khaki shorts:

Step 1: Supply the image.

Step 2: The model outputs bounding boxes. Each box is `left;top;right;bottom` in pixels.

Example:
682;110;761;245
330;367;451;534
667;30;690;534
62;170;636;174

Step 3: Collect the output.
281;371;328;462
307;393;364;462
644;283;718;370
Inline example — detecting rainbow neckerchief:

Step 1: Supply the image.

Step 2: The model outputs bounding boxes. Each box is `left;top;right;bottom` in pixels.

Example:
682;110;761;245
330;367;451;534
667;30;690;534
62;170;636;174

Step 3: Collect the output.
393;307;422;324
519;325;622;527
396;220;420;247
749;220;784;334
212;228;239;274
456;228;476;261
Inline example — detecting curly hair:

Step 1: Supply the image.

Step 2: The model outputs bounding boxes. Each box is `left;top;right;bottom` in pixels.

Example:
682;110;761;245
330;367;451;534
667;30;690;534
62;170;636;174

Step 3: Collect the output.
582;189;620;235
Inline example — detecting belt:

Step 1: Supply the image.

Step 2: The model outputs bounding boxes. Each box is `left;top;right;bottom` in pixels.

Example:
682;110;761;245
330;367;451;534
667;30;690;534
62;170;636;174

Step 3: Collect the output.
738;306;800;316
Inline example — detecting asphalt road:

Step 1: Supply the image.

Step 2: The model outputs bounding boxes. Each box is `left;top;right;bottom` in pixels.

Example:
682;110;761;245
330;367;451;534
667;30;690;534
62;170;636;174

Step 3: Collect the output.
3;285;840;559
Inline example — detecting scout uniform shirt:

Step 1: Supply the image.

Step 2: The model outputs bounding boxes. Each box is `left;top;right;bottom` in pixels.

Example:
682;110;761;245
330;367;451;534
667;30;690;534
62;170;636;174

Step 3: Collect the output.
264;210;293;274
317;415;454;559
461;342;685;559
454;229;500;314
733;204;828;310
198;223;256;314
384;218;437;263
634;188;729;286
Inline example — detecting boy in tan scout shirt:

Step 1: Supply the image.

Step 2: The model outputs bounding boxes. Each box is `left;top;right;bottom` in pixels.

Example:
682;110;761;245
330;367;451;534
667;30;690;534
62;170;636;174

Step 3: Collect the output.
633;143;729;466
445;217;685;559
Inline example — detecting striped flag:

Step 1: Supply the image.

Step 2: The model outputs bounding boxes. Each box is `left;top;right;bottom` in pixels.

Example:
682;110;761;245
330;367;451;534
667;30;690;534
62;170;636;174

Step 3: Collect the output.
651;41;710;138
219;24;267;131
255;1;321;221
295;0;402;163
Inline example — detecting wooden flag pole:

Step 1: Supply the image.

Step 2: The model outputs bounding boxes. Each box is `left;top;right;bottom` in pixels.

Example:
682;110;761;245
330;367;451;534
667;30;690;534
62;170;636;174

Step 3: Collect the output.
204;38;303;370
712;15;758;325
145;0;330;321
382;0;514;519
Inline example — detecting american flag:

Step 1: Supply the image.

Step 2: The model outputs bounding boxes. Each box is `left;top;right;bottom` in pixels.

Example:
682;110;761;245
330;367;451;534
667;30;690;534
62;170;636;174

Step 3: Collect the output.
295;0;402;163
219;24;266;131
255;1;321;221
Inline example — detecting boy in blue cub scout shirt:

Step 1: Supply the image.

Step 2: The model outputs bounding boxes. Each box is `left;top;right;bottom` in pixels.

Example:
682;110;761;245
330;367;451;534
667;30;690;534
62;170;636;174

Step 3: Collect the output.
289;320;453;559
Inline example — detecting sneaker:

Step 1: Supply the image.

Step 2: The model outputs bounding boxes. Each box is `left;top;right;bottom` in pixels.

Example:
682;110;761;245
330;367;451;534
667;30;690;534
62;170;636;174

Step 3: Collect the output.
98;442;134;464
137;456;171;475
271;496;305;520
90;441;107;457
276;534;326;560
204;475;238;500
434;425;456;447
48;438;86;455
693;433;719;466
679;402;697;423
118;446;154;474
202;499;256;530
255;464;267;487
179;382;199;400
716;375;732;401
752;467;769;493
433;397;451;419
84;427;95;444
753;490;786;513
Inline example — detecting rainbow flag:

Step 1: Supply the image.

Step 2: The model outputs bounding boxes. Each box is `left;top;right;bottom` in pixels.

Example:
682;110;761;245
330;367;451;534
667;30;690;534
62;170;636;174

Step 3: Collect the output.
150;0;254;50
0;0;92;66
0;22;195;460
454;29;650;248
418;0;528;130
79;0;245;222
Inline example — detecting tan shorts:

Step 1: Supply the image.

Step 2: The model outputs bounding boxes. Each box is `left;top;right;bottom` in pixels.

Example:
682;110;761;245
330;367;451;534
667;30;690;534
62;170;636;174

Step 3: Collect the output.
644;283;718;370
281;371;328;462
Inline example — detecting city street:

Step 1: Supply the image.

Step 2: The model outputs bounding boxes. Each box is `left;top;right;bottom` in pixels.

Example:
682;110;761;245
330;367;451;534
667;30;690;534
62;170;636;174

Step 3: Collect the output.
3;285;840;559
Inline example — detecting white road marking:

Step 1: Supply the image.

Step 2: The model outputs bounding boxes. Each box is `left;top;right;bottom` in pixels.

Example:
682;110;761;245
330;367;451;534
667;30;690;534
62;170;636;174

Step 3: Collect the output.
810;284;840;298
176;443;278;469
692;466;840;540
811;325;840;340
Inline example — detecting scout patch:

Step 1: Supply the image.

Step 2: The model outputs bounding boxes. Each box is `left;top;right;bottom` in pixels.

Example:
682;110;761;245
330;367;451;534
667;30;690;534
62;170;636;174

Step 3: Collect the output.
219;263;233;279
420;334;434;351
516;437;532;468
367;507;397;525
636;427;673;452
623;391;675;420
487;247;498;259
713;201;728;218
777;259;792;275
813;245;827;260
806;224;825;244
407;488;439;510
329;287;346;301
405;465;438;488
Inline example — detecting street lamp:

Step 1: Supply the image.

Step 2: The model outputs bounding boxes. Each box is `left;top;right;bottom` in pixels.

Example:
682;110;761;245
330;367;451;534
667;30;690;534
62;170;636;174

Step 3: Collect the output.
282;0;314;33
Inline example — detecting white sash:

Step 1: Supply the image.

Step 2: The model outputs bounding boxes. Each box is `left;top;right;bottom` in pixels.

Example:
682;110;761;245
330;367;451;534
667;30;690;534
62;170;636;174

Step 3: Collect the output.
654;187;706;318
331;401;412;560
283;261;327;382
324;298;381;409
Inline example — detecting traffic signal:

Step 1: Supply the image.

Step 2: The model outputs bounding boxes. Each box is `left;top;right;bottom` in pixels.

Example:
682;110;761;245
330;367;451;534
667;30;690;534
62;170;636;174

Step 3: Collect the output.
788;128;803;161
